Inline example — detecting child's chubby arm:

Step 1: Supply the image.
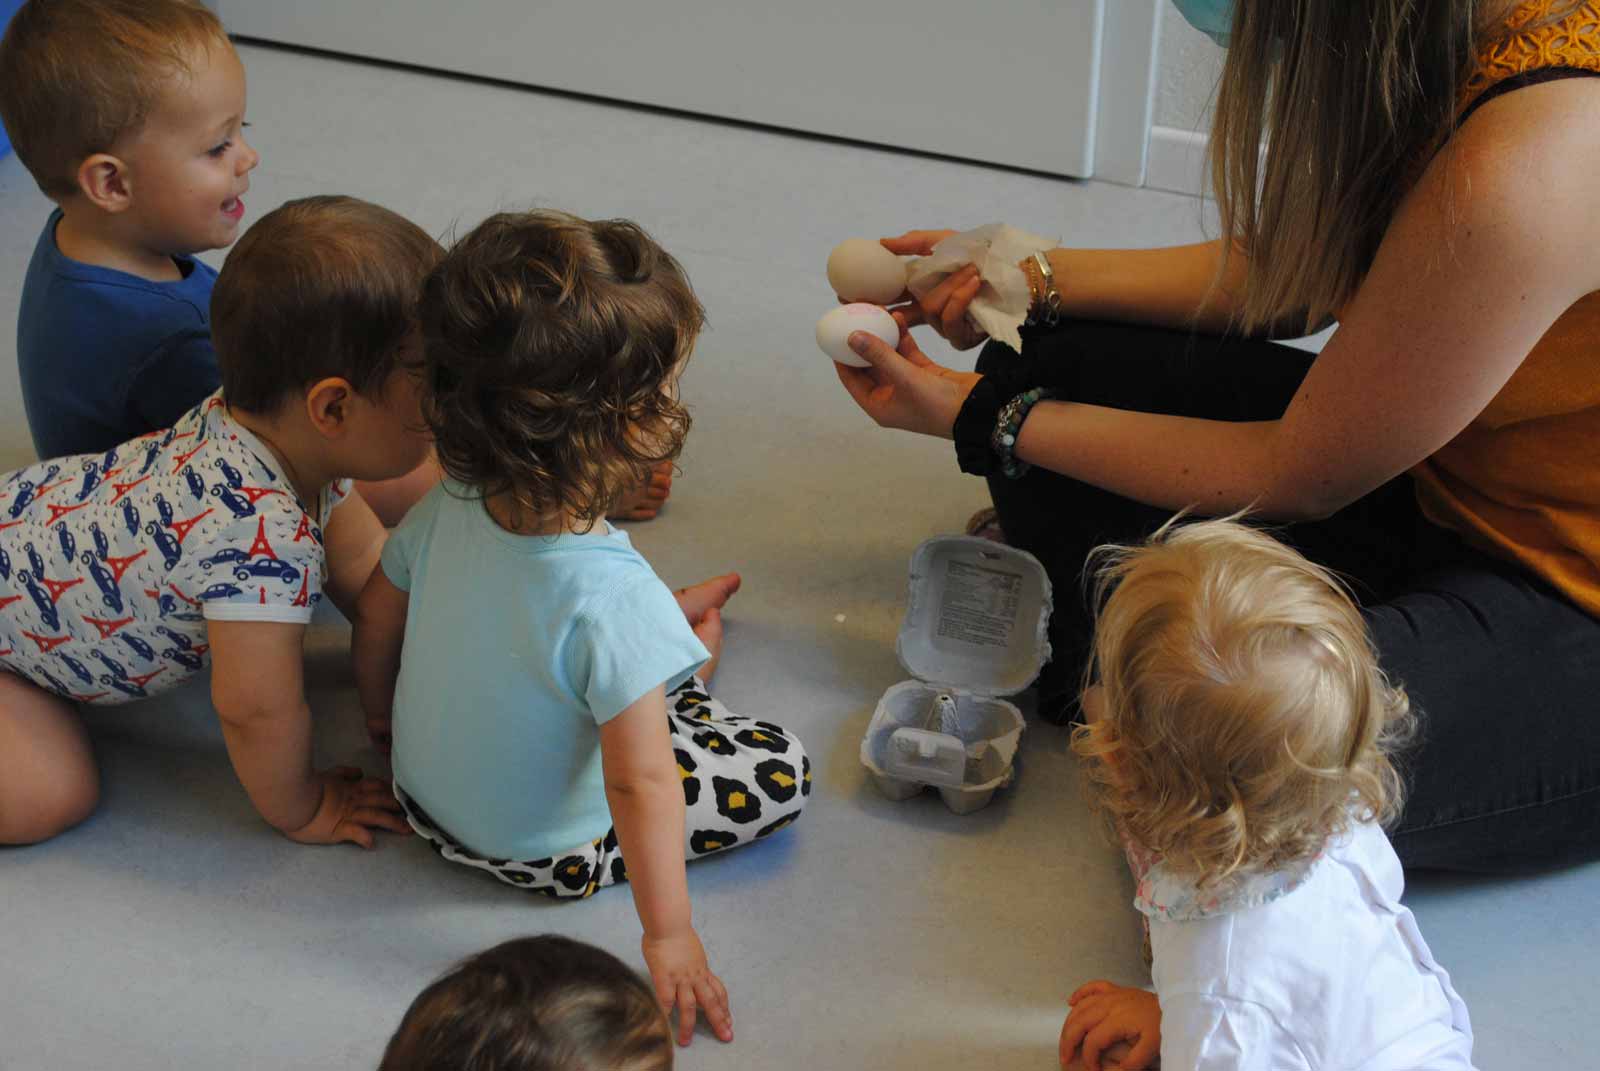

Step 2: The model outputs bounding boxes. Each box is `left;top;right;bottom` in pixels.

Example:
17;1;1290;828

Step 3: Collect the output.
321;487;389;622
209;618;410;848
1060;981;1160;1071
600;686;734;1047
351;565;409;755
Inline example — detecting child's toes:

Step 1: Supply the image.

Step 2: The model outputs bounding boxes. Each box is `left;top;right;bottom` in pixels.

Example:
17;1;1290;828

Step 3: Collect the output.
609;463;674;521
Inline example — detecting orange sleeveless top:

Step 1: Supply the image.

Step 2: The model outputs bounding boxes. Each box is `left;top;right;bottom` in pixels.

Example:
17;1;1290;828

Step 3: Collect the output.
1410;0;1600;615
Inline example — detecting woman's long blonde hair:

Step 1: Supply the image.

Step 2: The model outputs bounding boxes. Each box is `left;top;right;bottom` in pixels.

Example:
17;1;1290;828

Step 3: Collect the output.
1211;0;1585;335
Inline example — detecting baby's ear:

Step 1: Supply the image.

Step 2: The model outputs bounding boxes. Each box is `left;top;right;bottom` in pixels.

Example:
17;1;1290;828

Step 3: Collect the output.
75;153;133;213
305;377;357;438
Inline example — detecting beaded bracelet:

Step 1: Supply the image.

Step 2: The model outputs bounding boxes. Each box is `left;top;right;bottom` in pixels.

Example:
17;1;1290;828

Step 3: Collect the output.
992;387;1052;479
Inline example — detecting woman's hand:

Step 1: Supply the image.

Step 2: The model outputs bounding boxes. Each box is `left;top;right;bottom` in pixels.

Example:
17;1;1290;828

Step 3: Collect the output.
833;312;982;439
881;230;990;350
880;229;956;256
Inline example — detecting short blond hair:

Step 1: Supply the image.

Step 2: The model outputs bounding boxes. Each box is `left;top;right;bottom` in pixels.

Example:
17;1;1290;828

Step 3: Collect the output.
1073;518;1414;886
0;0;230;199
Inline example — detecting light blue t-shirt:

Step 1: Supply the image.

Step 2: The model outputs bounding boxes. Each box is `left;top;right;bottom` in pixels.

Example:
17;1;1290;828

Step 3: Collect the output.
382;483;708;861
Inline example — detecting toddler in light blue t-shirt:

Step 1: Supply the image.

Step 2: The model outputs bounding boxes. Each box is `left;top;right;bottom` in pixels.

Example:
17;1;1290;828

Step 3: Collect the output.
353;209;809;1051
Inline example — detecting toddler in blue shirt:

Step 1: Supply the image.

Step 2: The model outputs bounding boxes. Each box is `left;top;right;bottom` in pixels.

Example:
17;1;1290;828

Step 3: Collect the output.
353;210;810;1050
1;1;446;526
0;0;256;461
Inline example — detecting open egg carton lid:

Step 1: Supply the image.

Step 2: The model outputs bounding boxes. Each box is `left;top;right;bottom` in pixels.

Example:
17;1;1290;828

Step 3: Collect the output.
895;535;1052;695
861;536;1054;814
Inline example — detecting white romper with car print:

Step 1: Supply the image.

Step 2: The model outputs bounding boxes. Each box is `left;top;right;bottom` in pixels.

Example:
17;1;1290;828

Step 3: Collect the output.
0;390;348;704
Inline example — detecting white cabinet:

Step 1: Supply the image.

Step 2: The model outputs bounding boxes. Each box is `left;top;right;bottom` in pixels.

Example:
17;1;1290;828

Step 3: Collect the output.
220;1;1158;179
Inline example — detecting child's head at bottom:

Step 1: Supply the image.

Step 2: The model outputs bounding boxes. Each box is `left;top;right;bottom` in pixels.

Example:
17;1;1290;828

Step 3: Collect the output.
380;935;672;1071
418;209;704;531
1076;517;1414;886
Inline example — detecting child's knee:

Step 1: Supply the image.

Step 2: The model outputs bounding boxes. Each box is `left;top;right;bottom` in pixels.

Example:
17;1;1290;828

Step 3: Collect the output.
0;684;100;844
749;723;810;819
786;732;812;810
0;761;99;845
43;766;100;838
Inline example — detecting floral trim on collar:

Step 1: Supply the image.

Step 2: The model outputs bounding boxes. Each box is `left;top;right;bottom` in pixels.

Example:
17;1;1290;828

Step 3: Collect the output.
1123;834;1323;923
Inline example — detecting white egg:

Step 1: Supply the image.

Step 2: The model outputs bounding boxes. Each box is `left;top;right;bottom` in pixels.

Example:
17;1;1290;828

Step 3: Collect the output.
826;238;908;305
816;303;899;367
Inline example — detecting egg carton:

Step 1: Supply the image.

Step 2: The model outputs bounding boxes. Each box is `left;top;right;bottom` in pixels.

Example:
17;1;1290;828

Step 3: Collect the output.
860;536;1052;814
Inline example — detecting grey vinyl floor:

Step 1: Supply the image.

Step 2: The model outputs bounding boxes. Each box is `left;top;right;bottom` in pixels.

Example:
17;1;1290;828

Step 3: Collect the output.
1;42;1595;1071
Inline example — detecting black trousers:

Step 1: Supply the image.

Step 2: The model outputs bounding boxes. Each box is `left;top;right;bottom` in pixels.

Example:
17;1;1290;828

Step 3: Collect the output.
977;320;1600;873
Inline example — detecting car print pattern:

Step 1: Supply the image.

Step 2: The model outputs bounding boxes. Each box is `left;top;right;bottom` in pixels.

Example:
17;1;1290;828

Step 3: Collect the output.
0;391;347;705
394;677;809;899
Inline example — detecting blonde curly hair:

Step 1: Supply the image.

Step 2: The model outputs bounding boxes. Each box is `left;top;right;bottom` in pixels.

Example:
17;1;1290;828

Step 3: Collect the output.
418;210;702;529
1073;518;1415;886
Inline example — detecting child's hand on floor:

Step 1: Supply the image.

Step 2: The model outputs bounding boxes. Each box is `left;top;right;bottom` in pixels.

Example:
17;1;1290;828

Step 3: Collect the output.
1060;981;1160;1070
285;766;412;849
642;928;733;1046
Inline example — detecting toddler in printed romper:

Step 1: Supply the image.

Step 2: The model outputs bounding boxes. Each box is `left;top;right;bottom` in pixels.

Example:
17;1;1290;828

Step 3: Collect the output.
0;196;439;848
352;211;810;1050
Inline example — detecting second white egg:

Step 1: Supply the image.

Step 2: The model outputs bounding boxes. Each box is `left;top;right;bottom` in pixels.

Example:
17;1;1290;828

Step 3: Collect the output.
816;303;899;367
827;239;908;305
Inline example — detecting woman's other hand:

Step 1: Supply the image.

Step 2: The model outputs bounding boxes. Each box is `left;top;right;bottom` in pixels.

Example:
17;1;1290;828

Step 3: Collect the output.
833;311;981;438
881;231;990;350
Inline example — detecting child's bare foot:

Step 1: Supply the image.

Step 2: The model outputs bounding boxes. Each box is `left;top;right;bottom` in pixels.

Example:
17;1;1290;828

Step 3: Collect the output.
673;573;741;626
609;462;674;521
692;607;724;684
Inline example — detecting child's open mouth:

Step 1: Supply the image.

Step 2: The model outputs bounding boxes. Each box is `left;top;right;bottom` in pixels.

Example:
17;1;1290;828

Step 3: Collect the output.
222;197;245;221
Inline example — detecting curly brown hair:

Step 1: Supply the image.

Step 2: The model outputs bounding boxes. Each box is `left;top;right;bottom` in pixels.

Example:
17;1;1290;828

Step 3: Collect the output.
1073;517;1415;887
418;210;703;529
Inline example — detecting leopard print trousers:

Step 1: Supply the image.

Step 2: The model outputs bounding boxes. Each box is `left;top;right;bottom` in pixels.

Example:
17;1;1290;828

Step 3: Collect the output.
395;677;810;899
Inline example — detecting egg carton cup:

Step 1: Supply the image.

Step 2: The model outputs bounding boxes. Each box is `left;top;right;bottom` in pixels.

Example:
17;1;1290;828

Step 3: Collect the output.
860;536;1053;815
863;683;1026;814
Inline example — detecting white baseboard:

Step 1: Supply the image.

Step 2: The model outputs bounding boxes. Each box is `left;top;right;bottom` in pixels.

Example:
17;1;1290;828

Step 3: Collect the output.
1144;124;1211;198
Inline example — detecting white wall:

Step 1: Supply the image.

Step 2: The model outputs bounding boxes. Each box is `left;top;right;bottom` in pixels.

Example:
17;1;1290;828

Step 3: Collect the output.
1156;4;1224;134
1146;6;1225;196
222;0;1107;179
